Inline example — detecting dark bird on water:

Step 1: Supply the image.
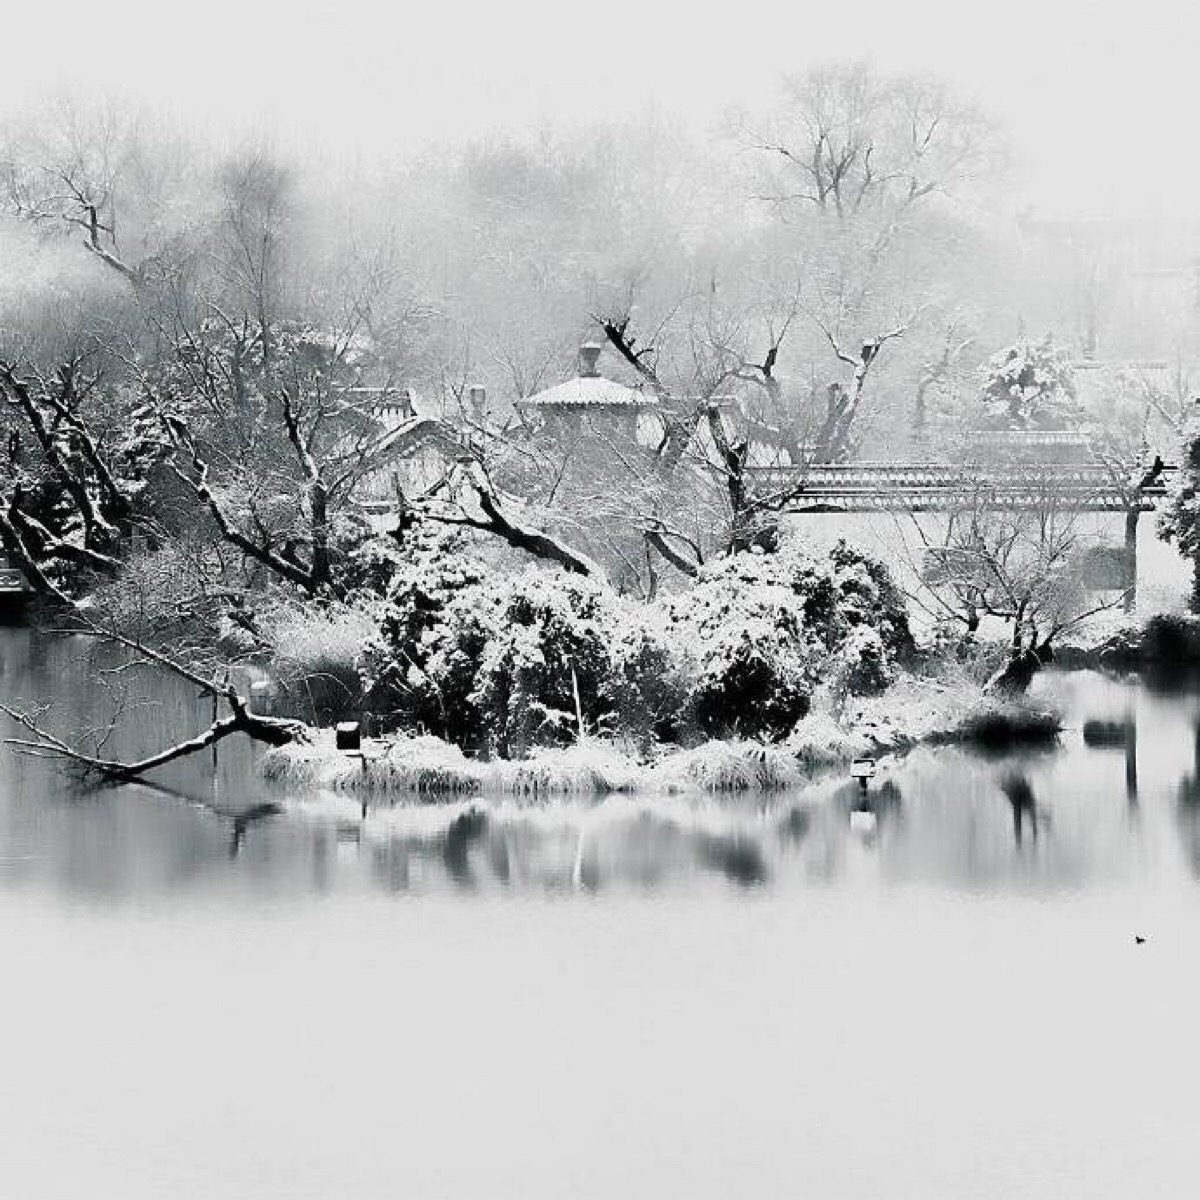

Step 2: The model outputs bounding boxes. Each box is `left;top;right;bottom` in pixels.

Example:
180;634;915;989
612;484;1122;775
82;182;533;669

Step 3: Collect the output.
1134;935;1147;945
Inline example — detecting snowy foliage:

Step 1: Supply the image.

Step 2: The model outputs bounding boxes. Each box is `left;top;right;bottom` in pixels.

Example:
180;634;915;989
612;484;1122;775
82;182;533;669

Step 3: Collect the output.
258;600;378;717
359;528;495;745
361;532;911;755
977;335;1078;430
470;576;619;758
1159;419;1200;607
662;538;912;741
363;547;684;754
832;626;896;697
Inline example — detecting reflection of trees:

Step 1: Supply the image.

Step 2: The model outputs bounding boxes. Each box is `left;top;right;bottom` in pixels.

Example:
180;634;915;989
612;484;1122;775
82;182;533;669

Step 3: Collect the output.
1125;718;1138;805
353;806;793;894
697;834;768;887
1175;722;1200;876
999;772;1040;847
442;809;488;886
1082;716;1139;804
228;802;283;858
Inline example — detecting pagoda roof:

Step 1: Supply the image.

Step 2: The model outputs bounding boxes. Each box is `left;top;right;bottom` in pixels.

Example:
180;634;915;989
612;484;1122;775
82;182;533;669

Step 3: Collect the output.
518;375;657;411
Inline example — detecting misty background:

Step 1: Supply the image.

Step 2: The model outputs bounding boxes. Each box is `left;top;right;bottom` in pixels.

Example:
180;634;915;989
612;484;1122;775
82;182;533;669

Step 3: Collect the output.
3;0;1195;220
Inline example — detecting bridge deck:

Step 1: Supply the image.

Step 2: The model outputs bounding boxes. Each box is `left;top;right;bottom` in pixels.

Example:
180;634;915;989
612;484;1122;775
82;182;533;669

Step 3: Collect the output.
745;462;1171;513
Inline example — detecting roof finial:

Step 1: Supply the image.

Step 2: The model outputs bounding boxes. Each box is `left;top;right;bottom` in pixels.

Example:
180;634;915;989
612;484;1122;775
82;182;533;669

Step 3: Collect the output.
579;343;602;378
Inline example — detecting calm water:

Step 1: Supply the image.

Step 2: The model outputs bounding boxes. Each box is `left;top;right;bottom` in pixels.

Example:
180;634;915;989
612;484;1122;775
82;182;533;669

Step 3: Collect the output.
2;629;1200;1198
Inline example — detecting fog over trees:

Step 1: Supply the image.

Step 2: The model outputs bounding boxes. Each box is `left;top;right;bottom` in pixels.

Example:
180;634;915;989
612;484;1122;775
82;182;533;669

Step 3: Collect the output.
0;58;1196;769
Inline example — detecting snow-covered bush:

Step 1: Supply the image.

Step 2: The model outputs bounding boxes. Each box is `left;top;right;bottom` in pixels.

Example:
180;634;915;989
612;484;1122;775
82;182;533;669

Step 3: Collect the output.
977;335;1078;430
602;614;690;747
685;618;814;739
361;528;912;754
360;528;495;741
340;532;410;598
364;561;684;755
832;626;895;697
661;538;912;740
1159;419;1200;612
827;540;915;660
471;575;617;757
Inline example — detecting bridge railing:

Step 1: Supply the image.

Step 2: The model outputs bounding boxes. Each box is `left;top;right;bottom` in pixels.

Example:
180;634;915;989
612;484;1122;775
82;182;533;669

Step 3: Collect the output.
743;461;1174;513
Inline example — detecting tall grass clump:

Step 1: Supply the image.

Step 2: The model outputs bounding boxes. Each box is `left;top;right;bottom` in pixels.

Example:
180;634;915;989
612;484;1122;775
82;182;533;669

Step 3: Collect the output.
650;740;805;792
786;712;872;770
261;601;378;721
261;730;485;795
488;739;645;795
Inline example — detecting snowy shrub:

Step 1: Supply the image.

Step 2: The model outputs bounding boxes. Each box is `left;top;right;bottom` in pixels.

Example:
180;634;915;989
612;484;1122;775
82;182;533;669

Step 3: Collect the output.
832;626;895;697
686;619;814;740
977;335;1079;430
827;540;915;660
340;533;410;598
362;530;912;753
360;528;495;740
364;562;681;755
470;575;616;757
602;611;690;747
661;538;911;741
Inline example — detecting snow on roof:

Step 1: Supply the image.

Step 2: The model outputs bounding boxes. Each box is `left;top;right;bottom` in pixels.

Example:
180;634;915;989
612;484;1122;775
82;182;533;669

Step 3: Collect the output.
518;375;658;410
373;416;468;461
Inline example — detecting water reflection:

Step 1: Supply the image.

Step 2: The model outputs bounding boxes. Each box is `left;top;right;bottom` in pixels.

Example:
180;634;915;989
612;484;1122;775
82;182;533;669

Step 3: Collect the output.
5;629;1200;900
1174;720;1200;877
1083;715;1139;803
998;773;1035;846
228;802;284;858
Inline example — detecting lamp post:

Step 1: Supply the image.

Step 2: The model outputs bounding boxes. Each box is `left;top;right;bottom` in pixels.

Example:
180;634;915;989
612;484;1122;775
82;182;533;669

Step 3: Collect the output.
338;721;370;818
850;757;876;793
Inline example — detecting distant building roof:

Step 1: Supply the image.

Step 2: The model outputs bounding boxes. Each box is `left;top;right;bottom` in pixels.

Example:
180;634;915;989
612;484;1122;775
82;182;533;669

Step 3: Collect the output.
969;428;1094;463
373;416;467;461
518;343;658;412
1072;359;1171;372
518;375;657;411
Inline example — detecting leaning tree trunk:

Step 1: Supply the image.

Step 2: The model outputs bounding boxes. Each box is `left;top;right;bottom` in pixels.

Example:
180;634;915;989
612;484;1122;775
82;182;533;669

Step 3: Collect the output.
985;641;1055;697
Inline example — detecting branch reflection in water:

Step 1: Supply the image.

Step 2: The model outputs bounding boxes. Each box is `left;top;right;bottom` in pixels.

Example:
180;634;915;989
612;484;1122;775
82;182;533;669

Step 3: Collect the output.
5;627;1200;898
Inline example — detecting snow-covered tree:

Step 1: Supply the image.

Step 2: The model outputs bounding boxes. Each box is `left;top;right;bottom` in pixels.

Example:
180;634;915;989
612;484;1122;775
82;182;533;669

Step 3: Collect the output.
1159;417;1200;612
977;335;1078;430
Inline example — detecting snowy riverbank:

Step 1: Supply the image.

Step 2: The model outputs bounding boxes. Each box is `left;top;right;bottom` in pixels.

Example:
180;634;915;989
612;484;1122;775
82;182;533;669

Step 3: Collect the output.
259;677;1062;799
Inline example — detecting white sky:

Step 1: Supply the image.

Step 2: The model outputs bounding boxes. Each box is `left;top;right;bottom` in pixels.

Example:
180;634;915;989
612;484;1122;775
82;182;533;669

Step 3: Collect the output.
2;0;1196;219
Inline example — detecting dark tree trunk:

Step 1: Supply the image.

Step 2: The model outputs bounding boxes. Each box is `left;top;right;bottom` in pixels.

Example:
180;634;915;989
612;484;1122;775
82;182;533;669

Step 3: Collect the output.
1124;507;1139;614
986;642;1054;697
309;478;330;589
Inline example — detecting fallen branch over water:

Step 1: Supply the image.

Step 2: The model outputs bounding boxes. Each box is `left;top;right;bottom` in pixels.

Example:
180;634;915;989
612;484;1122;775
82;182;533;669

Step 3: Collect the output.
1;697;304;782
0;618;308;782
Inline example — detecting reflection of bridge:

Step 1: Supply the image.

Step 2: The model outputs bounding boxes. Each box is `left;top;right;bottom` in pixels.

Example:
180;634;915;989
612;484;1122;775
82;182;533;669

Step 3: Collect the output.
746;462;1174;513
